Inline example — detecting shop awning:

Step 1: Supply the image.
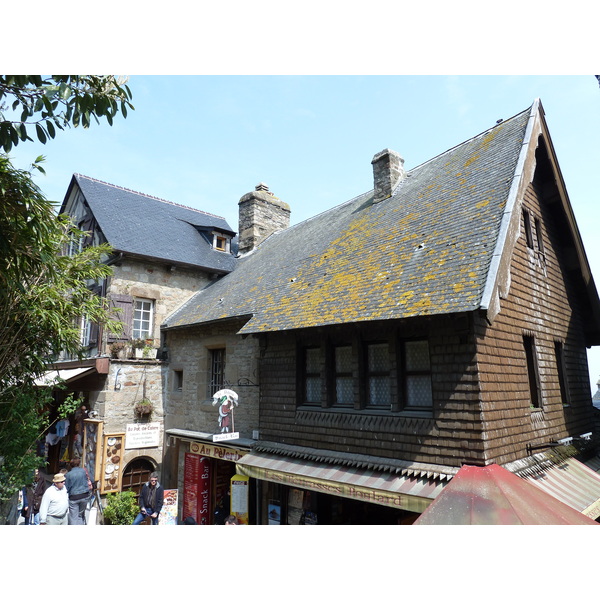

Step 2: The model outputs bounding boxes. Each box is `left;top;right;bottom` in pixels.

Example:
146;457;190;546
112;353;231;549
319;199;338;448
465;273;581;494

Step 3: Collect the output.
520;457;600;520
34;367;96;387
414;464;599;525
236;451;448;513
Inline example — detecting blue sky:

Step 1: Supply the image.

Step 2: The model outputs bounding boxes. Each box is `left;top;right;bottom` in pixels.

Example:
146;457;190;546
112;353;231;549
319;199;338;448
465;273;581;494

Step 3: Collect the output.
6;75;600;390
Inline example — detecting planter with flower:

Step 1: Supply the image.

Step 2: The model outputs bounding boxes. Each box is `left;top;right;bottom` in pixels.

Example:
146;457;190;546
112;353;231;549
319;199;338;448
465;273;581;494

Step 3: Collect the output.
134;398;153;417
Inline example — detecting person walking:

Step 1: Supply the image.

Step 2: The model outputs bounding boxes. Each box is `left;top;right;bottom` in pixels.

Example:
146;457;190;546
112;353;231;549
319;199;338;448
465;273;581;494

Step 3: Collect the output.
39;473;69;525
65;457;90;525
132;472;164;525
30;468;51;525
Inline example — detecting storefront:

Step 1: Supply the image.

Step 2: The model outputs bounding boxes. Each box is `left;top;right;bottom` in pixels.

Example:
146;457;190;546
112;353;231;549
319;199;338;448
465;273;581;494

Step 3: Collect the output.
235;448;455;525
165;429;257;524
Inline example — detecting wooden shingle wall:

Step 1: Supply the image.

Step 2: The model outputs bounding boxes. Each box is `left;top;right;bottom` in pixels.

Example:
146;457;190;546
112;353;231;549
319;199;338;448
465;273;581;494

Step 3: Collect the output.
476;163;595;464
258;315;487;468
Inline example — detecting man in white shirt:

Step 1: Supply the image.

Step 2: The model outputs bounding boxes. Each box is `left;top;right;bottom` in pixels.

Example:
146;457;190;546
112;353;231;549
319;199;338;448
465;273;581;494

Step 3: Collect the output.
39;472;69;525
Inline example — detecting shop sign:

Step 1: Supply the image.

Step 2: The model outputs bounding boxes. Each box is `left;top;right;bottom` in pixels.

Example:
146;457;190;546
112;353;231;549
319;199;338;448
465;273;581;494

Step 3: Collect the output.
183;453;211;525
125;422;160;449
158;489;178;525
189;441;247;462
213;431;239;442
230;474;249;525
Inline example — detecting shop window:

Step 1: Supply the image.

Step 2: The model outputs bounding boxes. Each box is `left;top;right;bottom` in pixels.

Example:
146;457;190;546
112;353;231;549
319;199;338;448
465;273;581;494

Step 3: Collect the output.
209;348;225;397
523;334;542;409
133;298;154;339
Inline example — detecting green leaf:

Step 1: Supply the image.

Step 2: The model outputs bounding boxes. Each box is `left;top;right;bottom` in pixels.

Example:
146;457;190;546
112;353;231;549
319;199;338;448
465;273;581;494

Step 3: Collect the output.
35;123;47;144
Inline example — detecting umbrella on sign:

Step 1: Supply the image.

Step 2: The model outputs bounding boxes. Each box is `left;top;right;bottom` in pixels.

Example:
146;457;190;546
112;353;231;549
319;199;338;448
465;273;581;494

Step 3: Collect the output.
212;389;239;433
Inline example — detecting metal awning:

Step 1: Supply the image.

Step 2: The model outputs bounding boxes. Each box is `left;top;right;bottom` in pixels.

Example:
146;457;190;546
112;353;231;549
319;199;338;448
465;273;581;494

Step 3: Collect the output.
34;367;96;387
236;451;448;513
414;463;599;525
520;457;600;520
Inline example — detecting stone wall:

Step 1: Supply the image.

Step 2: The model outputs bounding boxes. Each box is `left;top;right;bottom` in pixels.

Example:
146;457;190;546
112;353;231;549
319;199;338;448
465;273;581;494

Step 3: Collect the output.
163;320;260;439
106;256;211;346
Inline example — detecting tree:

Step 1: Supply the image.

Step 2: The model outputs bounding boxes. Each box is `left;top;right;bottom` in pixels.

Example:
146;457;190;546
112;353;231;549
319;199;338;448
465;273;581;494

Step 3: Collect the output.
0;75;132;515
0;75;133;153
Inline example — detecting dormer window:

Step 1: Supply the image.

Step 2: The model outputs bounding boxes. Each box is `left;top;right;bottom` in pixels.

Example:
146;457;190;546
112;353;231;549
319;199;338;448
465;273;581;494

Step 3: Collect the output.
213;232;231;253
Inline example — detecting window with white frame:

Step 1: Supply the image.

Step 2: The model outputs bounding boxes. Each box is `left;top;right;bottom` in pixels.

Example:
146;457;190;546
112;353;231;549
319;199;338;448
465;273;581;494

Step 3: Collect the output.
133;299;154;339
80;315;92;347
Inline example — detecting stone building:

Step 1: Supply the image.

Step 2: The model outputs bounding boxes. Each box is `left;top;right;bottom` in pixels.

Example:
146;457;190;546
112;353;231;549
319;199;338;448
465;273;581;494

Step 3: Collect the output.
162;100;600;524
43;174;237;502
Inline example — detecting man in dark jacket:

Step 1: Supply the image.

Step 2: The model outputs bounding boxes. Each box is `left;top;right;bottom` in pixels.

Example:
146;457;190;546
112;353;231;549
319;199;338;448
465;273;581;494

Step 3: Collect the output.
133;472;164;525
65;457;91;525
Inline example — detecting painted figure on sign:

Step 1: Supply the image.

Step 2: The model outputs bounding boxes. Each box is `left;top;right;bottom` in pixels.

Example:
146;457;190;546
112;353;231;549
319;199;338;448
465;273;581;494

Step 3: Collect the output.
212;389;239;433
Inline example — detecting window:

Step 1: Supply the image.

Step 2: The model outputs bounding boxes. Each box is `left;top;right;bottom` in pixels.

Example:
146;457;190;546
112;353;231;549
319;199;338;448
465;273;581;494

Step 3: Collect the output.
80;315;92;347
366;343;391;407
66;231;84;256
213;232;231;253
133;299;154;339
298;336;433;412
523;334;542;409
174;370;183;392
334;345;353;405
209;349;226;397
554;341;570;406
303;347;321;405
403;340;433;409
534;217;545;254
523;209;534;249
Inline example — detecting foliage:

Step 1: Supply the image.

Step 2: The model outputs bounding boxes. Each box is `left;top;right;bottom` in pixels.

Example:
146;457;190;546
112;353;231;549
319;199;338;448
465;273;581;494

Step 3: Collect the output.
109;341;127;357
134;398;153;416
131;338;147;350
57;393;80;420
0;75;134;153
103;490;139;525
0;75;132;503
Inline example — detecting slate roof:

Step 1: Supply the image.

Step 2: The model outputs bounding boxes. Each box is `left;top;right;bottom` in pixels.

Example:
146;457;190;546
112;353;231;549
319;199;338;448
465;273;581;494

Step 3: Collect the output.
67;174;237;273
162;103;535;333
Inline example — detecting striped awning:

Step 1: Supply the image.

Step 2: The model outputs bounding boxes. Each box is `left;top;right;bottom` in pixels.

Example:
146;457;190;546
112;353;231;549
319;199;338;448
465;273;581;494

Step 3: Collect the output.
236;452;449;513
521;457;600;520
34;367;96;387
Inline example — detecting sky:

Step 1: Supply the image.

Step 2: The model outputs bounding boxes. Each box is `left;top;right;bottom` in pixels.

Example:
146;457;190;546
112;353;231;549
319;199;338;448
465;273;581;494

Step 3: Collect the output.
6;74;600;391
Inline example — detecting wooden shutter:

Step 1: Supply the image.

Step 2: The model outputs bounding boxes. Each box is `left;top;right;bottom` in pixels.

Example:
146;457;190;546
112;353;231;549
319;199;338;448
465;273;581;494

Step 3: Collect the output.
108;294;133;341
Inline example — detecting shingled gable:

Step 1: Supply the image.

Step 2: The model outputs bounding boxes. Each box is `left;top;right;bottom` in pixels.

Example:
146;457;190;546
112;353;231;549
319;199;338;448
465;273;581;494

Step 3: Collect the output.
163;100;600;340
60;174;237;274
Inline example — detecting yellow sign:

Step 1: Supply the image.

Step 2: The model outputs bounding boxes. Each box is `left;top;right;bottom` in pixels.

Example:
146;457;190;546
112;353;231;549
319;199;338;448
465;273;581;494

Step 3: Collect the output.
189;441;247;462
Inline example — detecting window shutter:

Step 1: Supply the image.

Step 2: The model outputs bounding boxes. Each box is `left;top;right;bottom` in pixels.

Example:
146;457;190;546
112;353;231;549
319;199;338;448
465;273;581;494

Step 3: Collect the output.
108;294;133;341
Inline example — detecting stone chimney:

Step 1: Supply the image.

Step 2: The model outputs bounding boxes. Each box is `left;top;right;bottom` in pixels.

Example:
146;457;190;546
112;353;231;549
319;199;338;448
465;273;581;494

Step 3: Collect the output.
371;149;406;203
238;183;291;255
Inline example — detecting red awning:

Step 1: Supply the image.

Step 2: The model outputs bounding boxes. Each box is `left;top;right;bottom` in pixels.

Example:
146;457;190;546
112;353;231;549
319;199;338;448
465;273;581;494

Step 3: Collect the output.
414;463;599;525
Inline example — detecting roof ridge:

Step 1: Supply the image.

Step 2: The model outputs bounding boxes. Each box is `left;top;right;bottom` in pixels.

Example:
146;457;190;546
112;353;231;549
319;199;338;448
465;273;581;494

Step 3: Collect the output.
407;103;534;176
74;173;227;220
